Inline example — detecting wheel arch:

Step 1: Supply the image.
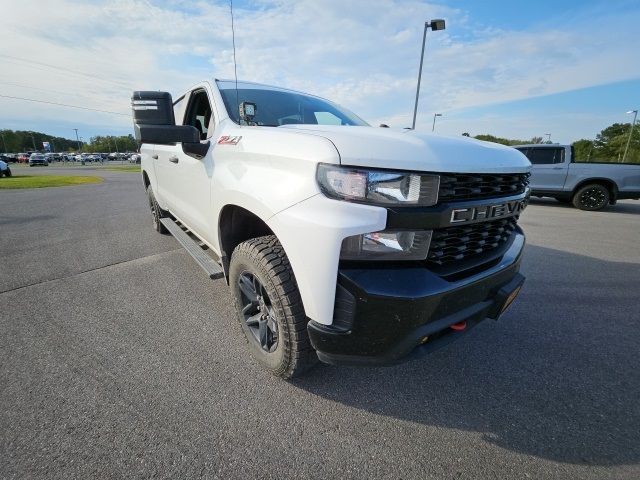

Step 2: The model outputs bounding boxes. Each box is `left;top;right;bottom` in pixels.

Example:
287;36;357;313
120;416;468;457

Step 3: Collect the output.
142;169;150;189
218;204;275;283
572;178;619;201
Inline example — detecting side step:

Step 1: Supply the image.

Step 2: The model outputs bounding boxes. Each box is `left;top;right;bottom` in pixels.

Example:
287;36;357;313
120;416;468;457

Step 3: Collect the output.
160;217;224;280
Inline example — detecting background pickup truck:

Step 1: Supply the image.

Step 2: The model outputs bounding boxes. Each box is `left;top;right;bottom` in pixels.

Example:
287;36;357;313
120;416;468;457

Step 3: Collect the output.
514;144;640;210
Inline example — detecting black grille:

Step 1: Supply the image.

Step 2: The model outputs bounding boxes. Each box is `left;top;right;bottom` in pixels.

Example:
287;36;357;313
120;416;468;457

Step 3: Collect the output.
427;217;518;267
438;173;529;202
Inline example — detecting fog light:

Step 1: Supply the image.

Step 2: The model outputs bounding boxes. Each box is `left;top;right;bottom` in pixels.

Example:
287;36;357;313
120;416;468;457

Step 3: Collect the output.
340;230;432;261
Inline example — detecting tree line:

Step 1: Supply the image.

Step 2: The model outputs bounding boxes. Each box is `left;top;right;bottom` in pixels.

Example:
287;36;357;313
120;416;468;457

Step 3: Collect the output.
0;130;138;154
464;122;639;164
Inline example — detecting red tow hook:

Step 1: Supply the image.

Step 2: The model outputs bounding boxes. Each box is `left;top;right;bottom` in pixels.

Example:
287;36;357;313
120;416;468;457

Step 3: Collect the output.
450;321;467;331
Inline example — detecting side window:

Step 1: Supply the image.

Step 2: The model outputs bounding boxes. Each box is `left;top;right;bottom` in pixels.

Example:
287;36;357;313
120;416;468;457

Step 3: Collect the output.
524;148;564;165
183;90;214;140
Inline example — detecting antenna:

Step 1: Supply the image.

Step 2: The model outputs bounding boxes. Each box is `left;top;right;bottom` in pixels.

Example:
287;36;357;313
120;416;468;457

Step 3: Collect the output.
229;0;240;124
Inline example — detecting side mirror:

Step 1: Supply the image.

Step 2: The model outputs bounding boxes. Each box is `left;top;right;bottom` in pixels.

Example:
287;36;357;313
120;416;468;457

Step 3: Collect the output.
136;124;200;145
132;91;200;145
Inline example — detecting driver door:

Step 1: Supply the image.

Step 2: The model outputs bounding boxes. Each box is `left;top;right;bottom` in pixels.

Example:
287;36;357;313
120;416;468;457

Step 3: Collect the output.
165;88;216;240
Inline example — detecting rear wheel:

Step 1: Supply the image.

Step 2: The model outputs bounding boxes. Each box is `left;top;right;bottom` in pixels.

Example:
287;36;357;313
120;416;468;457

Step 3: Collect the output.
146;185;168;233
230;235;317;379
572;184;609;211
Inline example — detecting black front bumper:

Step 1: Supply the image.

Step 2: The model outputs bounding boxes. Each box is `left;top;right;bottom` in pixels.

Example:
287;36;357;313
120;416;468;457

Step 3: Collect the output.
308;232;525;366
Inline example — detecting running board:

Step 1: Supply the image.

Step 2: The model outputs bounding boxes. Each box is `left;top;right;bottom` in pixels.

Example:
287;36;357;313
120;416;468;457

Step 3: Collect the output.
160;217;224;280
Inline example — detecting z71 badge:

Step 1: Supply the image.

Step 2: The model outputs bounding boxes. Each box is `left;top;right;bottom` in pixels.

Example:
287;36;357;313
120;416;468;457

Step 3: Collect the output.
218;135;242;145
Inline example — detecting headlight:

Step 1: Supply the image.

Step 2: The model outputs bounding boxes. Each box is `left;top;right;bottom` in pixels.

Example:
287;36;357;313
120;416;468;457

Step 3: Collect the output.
317;164;440;206
341;230;433;261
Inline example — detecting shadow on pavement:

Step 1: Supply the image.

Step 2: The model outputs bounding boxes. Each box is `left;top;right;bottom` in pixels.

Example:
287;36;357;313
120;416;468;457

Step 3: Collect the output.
529;197;640;214
293;245;640;466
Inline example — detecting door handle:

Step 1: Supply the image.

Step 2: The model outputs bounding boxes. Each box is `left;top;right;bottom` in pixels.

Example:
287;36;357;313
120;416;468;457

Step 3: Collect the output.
169;156;179;164
152;154;158;159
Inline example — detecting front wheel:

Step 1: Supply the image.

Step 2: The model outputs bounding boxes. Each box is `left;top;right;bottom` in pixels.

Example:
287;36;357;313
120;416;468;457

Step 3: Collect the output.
5;168;11;177
230;235;317;379
572;184;610;211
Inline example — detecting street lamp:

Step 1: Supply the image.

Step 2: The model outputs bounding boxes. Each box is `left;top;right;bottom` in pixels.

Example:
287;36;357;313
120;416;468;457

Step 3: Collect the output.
622;109;638;163
411;19;446;130
432;113;442;132
73;128;81;152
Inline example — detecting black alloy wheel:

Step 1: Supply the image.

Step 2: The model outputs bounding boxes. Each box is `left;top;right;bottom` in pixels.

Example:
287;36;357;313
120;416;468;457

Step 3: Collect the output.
573;184;609;211
237;271;279;353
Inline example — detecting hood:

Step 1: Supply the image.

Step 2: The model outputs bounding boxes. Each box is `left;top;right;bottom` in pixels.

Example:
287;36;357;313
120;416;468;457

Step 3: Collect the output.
279;125;530;173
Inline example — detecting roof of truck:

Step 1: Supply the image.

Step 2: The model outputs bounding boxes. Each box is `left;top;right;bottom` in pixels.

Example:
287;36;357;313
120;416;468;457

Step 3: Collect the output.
513;144;568;148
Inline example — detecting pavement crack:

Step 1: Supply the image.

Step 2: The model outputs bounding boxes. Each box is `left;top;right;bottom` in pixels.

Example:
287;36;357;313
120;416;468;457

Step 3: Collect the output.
0;248;182;295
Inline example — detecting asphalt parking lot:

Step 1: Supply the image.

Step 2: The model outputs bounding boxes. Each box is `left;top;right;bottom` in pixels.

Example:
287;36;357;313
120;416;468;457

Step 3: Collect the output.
1;166;639;479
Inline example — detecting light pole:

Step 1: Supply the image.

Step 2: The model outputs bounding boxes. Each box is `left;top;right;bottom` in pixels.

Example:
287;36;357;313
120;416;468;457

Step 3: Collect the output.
622;109;638;163
73;128;81;152
411;19;446;130
432;113;442;132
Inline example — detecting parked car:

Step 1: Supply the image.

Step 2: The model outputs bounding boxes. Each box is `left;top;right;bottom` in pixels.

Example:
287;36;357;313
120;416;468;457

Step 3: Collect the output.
514;144;640;210
133;80;530;378
128;153;141;164
29;153;49;166
0;159;11;177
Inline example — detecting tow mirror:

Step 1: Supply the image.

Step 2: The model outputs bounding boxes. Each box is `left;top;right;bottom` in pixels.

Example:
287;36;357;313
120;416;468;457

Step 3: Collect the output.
132;91;200;144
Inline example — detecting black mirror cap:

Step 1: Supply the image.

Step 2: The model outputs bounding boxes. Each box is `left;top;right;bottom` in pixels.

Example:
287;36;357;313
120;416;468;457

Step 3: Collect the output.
131;91;175;125
135;124;200;145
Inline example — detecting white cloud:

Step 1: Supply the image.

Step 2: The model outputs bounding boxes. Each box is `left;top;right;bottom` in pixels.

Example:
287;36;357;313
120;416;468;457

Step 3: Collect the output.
0;0;639;139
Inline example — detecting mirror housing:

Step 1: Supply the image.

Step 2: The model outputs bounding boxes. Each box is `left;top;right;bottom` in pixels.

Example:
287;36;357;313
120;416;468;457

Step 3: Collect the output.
136;124;200;145
132;91;200;145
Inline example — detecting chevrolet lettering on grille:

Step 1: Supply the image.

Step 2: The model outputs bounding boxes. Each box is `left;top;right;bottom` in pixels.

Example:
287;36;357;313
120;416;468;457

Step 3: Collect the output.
450;197;528;224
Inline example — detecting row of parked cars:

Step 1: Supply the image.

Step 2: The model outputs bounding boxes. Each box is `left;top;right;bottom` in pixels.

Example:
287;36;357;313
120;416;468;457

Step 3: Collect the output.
0;152;141;165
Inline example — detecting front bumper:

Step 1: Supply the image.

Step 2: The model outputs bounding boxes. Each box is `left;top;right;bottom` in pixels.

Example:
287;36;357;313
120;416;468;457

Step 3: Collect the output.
308;231;525;366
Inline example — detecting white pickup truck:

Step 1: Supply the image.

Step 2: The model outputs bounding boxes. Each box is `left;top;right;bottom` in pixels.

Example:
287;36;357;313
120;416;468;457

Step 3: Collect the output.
132;80;531;378
515;144;640;210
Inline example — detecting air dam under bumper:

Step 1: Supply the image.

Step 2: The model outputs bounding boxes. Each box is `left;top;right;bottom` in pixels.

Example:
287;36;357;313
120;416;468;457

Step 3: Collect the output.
308;231;525;366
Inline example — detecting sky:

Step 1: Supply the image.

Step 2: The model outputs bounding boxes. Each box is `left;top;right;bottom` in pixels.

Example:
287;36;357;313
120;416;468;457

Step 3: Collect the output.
1;0;639;145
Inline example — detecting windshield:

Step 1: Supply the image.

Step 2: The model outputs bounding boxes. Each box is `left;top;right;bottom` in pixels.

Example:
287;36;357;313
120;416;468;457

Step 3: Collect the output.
218;86;368;127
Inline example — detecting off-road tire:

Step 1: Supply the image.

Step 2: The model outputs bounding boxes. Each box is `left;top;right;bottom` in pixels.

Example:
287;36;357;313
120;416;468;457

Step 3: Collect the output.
572;183;609;211
146;185;168;233
230;235;318;379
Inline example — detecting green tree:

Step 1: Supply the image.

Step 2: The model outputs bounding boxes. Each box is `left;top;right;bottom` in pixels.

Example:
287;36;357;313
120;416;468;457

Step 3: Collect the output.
572;139;594;161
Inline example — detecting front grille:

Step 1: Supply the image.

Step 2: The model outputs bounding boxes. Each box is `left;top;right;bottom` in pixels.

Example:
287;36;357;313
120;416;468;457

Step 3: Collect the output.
438;173;529;202
427;217;518;267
